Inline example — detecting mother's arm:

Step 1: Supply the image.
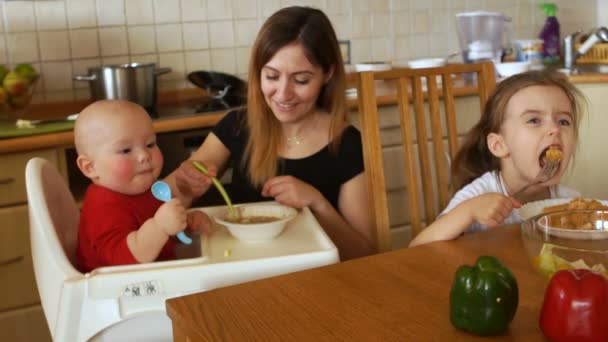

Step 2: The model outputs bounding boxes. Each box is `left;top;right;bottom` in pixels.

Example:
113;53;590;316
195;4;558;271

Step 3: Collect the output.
314;172;375;260
164;133;231;207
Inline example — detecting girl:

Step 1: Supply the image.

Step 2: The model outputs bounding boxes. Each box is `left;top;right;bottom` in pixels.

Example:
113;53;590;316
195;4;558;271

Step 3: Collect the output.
410;71;586;247
169;7;374;260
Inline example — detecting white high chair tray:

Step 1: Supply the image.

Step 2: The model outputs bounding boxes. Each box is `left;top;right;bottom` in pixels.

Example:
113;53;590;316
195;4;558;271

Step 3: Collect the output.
200;203;337;262
87;203;338;305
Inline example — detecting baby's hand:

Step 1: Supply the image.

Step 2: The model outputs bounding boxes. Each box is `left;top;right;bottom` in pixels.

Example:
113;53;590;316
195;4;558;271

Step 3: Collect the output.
154;198;187;236
174;160;216;198
187;210;213;236
470;193;520;228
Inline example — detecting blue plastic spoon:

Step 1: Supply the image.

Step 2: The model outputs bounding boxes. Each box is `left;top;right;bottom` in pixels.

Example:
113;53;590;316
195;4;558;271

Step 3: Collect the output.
151;180;192;244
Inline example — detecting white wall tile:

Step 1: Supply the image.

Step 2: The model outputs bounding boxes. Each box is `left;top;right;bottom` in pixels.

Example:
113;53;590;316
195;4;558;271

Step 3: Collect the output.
232;0;257;19
234;19;258;46
126;0;155;25
45;90;75;102
352;14;372;38
371;37;391;61
35;1;68;31
7;32;39;63
208;21;234;48
326;0;351;14
74;88;91;100
99;27;128;56
66;0;97;28
41;61;73;91
101;55;130;65
39;31;70;61
97;0;126;26
393;11;410;35
0;36;7;64
70;29;99;59
182;0;207;22
210;48;236;73
372;13;391;37
329;14;351;39
130;54;158;65
4;1;36;32
207;0;233;20
185;50;211;71
235;46;250;74
128;26;156;54
391;0;409;11
261;0;280;18
413;10;430;34
350;38;372;63
154;0;182;23
158;52;186;80
156;24;184;52
183;22;209;50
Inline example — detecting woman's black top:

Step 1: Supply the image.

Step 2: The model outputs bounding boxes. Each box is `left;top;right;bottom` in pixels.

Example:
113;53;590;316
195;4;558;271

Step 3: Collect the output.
211;110;364;209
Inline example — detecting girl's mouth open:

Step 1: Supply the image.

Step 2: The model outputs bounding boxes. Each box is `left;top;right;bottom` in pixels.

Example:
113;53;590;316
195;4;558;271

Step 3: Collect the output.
539;146;563;168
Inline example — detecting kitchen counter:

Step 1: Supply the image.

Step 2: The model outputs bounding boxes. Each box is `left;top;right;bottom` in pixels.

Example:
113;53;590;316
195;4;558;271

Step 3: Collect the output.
2;70;608;155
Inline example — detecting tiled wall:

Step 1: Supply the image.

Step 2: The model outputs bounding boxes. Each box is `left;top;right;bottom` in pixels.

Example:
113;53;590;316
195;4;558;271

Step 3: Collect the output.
0;0;597;104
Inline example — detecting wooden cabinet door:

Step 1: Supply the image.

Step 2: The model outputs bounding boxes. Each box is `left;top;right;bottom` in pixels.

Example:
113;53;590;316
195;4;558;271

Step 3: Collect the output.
0;305;52;342
0;205;40;311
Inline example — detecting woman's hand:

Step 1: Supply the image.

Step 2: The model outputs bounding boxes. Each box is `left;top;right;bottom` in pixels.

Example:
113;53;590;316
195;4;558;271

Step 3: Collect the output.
187;211;213;236
469;193;521;227
262;175;323;209
174;159;216;199
154;199;188;235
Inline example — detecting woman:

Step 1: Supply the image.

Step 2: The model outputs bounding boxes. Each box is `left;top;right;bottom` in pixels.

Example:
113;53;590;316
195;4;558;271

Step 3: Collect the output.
171;6;373;260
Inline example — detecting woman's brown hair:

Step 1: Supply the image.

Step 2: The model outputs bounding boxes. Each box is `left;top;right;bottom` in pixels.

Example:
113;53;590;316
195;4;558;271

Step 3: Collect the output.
245;6;348;187
451;70;586;192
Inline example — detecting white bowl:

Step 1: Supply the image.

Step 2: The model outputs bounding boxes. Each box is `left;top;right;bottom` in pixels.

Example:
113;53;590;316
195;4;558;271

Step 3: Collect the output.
494;61;531;78
354;62;391;72
406;58;446;69
214;203;298;242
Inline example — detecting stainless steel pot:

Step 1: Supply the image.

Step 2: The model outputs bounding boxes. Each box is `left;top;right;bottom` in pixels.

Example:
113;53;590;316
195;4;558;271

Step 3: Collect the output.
73;63;171;111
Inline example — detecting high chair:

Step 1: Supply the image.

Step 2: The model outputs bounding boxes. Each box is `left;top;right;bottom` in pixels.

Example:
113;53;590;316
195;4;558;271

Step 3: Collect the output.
355;62;496;251
26;157;338;341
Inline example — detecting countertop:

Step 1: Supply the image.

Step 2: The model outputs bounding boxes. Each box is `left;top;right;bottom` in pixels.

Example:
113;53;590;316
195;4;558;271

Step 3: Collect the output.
2;71;608;155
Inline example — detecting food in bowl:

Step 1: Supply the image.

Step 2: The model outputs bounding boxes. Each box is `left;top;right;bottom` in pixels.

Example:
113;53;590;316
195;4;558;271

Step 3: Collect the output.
521;211;608;278
0;63;39;115
543;198;608;230
214;203;297;242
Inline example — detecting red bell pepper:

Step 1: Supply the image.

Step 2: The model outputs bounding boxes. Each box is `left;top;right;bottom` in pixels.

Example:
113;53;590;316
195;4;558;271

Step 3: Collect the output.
540;269;608;342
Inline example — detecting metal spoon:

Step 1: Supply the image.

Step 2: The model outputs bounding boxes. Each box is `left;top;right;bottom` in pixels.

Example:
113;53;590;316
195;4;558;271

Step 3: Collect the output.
151;180;192;244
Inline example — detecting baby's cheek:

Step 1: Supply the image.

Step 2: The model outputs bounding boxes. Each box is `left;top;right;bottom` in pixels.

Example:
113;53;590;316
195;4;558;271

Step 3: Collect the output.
112;158;136;181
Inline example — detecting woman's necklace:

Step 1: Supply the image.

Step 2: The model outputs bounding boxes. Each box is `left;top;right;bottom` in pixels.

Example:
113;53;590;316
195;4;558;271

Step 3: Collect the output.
284;114;319;149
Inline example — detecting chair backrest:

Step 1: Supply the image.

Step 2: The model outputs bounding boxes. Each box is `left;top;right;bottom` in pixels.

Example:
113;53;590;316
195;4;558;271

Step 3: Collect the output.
25;157;81;336
356;62;496;251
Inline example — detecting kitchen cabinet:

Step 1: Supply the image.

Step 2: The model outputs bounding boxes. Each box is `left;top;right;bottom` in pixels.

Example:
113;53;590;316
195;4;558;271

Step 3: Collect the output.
351;94;483;248
0;148;66;342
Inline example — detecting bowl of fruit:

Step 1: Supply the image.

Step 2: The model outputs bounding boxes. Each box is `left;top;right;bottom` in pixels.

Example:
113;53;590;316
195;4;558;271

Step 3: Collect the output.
0;63;39;118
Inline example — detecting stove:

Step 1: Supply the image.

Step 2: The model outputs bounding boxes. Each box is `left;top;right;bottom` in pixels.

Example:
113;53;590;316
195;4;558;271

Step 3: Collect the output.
152;96;244;120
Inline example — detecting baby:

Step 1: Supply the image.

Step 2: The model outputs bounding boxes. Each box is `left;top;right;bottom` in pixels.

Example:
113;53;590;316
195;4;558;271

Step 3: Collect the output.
74;100;210;272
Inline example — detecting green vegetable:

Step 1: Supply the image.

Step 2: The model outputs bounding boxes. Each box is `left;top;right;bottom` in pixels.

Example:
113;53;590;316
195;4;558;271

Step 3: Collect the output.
191;160;236;217
449;255;519;335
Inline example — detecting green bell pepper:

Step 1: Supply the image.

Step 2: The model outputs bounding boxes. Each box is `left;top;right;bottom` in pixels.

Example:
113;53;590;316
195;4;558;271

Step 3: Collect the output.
449;255;519;335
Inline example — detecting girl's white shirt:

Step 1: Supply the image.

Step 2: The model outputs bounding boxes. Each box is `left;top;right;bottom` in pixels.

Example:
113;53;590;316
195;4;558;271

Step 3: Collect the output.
440;170;580;233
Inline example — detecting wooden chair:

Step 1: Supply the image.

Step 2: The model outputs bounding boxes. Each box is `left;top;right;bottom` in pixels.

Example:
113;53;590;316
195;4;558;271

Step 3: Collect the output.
355;61;496;252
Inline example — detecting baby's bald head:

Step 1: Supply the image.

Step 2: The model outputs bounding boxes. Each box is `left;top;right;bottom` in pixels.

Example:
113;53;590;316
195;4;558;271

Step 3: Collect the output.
74;100;151;156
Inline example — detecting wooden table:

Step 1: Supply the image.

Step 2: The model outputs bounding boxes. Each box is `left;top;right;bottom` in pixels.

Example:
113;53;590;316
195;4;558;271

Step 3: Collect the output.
166;225;548;341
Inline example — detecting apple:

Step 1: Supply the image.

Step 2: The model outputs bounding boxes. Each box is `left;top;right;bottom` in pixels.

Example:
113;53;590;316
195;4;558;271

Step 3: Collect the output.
0;87;7;105
3;71;28;97
14;63;38;83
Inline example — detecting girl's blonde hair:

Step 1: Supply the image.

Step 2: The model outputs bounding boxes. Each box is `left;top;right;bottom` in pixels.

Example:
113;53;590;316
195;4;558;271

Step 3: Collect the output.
245;6;348;187
452;70;586;192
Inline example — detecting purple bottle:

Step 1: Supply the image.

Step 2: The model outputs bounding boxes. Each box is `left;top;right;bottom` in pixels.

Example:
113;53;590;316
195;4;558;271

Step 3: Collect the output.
538;3;560;64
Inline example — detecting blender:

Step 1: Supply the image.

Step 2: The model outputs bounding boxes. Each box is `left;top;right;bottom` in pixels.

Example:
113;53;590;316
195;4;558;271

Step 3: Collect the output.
455;11;512;64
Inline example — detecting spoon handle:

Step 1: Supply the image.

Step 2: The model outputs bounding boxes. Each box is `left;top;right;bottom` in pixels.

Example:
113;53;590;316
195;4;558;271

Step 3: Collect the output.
151;181;192;244
192;161;237;217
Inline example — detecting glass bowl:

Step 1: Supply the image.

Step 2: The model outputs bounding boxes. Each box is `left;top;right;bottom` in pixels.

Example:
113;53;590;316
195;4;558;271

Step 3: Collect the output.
521;209;608;279
0;77;38;119
214;203;297;242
